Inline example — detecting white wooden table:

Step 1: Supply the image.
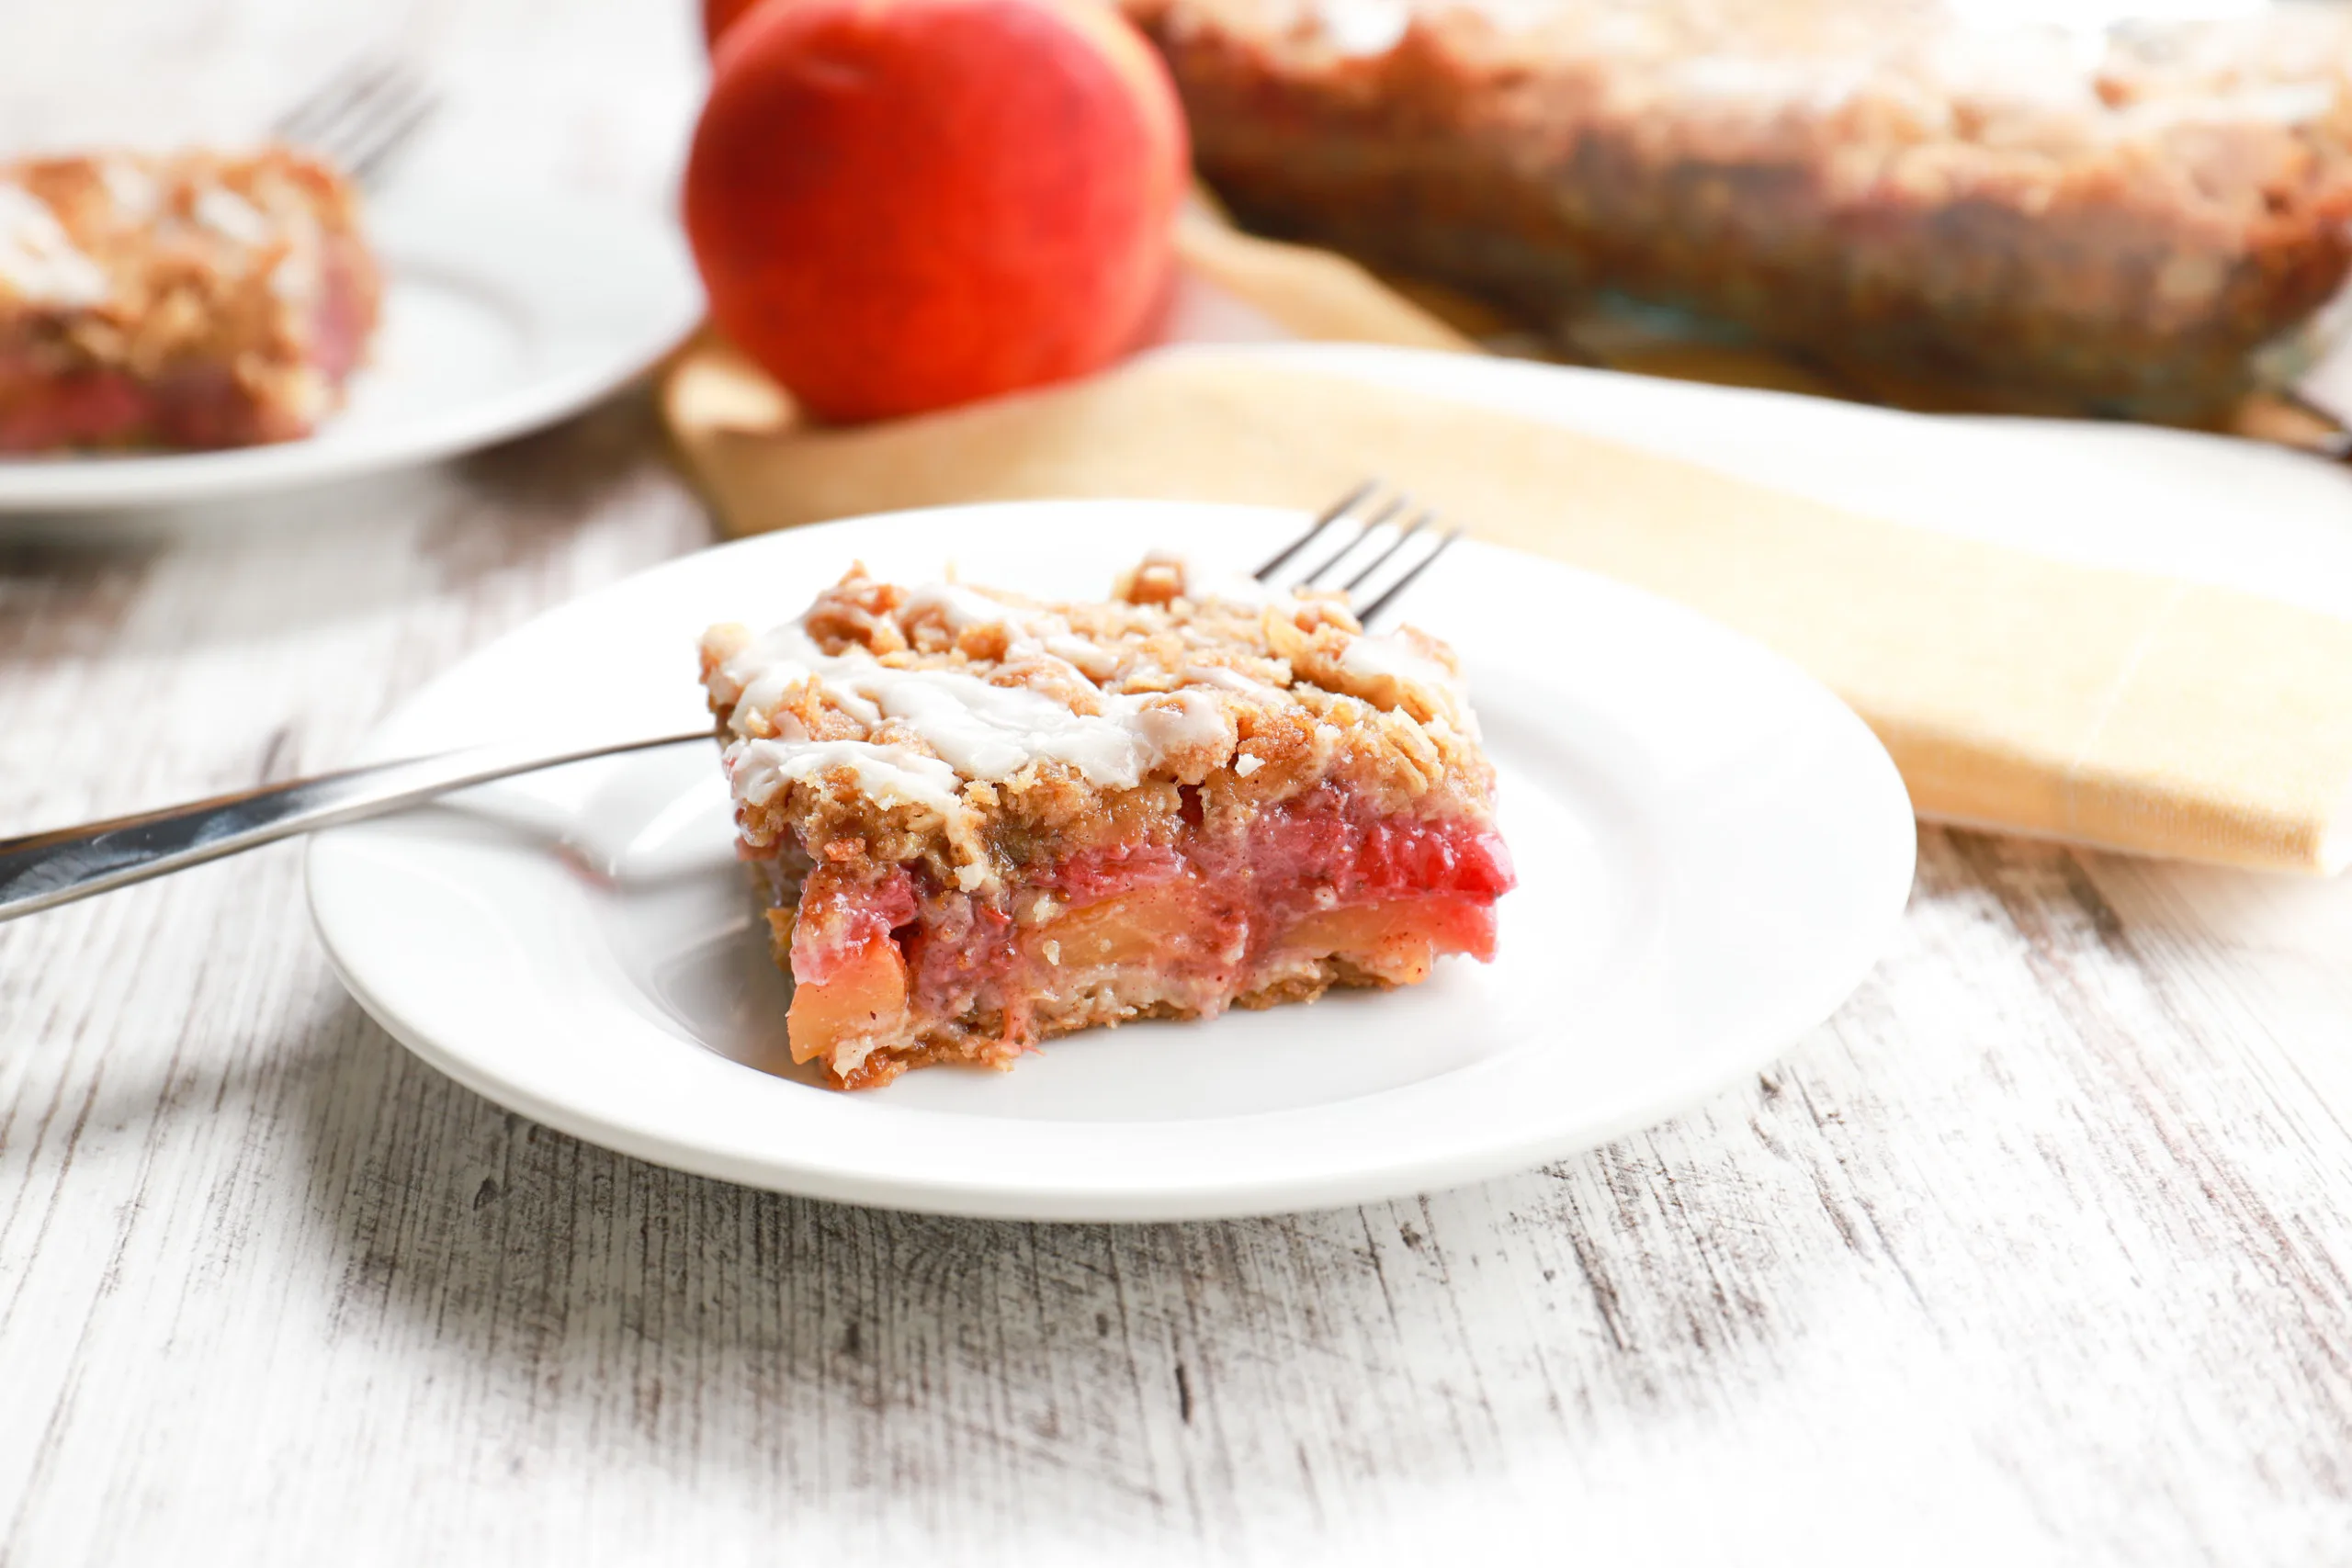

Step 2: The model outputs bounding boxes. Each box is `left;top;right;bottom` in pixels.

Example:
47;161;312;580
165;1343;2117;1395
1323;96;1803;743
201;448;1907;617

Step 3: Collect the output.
5;4;2352;1562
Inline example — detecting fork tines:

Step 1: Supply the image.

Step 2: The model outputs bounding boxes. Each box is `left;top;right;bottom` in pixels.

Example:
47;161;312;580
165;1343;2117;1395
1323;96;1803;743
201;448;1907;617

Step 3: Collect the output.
1253;479;1464;626
271;55;440;183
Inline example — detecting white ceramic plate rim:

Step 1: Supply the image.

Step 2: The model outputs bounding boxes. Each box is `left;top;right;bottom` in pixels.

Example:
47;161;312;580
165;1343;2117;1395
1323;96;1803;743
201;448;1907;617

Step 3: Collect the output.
308;501;1916;1220
0;185;702;512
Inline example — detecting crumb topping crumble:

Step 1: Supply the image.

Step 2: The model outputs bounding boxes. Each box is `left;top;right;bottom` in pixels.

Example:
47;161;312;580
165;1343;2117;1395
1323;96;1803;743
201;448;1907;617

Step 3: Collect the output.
699;554;1496;890
1141;0;2352;257
0;146;371;412
1132;0;2352;418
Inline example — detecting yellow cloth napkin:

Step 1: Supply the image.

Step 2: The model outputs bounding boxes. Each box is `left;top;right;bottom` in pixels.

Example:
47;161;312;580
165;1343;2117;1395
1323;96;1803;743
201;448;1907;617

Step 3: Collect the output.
661;221;2352;875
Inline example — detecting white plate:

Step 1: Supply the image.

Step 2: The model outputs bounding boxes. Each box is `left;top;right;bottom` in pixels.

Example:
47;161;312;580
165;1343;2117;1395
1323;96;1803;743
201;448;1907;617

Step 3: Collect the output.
307;500;1916;1221
0;185;702;513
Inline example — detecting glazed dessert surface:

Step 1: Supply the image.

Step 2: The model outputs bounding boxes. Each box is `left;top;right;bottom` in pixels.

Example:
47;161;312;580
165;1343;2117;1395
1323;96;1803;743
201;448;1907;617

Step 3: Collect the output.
0;146;380;452
700;556;1514;1089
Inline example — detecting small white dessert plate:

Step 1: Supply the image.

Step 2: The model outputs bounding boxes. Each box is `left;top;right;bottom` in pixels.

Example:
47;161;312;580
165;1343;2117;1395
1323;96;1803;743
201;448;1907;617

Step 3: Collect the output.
0;185;701;513
307;501;1916;1221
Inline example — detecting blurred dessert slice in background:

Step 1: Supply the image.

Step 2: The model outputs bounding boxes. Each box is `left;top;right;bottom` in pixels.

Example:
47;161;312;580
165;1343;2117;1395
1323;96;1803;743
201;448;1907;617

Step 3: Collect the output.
0;146;380;453
1127;0;2352;423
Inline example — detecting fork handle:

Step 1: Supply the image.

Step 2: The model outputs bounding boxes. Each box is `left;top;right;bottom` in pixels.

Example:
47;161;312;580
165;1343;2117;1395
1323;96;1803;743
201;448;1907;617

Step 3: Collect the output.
0;730;712;924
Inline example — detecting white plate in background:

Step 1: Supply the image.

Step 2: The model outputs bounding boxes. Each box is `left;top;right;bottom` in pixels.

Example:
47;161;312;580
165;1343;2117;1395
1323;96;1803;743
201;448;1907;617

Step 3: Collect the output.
306;500;1915;1221
0;185;701;513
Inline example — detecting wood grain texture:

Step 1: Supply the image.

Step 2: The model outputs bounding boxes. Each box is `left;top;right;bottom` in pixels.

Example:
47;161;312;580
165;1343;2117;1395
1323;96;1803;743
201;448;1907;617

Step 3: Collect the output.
5;3;2352;1563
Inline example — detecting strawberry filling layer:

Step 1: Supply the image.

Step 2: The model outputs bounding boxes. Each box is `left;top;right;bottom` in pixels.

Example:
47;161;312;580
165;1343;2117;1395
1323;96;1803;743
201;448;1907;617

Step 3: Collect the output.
779;787;1515;1074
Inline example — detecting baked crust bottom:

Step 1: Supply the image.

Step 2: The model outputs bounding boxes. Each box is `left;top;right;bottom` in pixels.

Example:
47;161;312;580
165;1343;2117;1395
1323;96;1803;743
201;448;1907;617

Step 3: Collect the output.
766;905;1412;1090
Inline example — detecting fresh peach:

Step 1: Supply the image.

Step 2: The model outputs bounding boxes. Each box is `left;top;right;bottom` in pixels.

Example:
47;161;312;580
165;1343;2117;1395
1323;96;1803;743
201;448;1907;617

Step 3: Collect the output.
682;0;1188;422
702;0;763;51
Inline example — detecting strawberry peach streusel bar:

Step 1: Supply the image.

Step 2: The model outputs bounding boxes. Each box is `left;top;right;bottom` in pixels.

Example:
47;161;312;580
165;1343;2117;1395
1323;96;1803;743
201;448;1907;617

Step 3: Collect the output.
700;554;1514;1089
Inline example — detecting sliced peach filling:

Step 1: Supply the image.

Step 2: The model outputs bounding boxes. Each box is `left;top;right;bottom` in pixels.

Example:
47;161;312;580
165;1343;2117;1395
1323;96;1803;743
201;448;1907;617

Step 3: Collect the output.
1020;881;1211;970
1274;897;1498;986
786;931;908;1066
1016;883;1491;986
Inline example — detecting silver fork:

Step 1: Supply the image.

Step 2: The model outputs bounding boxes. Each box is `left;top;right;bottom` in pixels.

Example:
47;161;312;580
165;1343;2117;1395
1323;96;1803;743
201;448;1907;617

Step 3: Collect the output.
1254;478;1463;623
0;485;1461;923
271;55;440;185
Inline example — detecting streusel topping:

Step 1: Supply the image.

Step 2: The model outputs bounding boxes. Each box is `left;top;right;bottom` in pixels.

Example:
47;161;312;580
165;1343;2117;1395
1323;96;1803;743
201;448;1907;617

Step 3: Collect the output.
0;147;364;394
1163;0;2352;229
699;556;1496;889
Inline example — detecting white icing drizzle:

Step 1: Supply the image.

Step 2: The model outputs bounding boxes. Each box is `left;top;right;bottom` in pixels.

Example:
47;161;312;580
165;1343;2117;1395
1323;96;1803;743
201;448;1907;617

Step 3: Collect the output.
727;738;964;816
720;615;1236;795
1133;687;1231;756
269;208;326;308
0;184;107;306
1340;631;1480;739
904;583;1125;685
1042;634;1118;680
96;158;159;220
1183;663;1272;695
719;570;1464;813
901;581;1017;629
1318;0;1409;54
1339;632;1465;699
193;184;271;246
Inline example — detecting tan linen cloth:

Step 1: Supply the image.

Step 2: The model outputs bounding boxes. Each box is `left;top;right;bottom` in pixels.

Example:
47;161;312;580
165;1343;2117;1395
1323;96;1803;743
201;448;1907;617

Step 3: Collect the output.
662;219;2352;874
